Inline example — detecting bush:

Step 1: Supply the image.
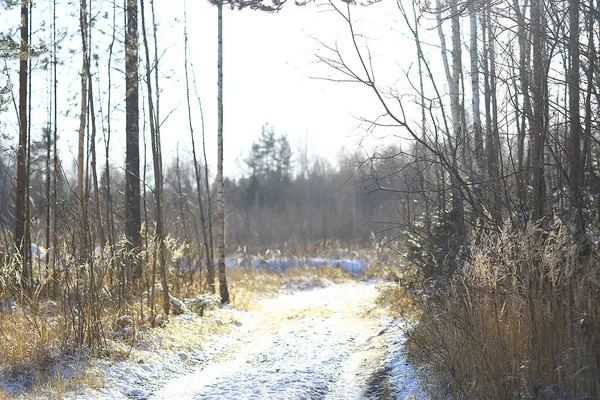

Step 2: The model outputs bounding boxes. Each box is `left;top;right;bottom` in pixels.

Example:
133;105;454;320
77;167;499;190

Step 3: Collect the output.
408;224;600;399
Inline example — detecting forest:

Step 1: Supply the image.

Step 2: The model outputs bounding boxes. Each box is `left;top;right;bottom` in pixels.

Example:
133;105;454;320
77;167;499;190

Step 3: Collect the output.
0;0;599;398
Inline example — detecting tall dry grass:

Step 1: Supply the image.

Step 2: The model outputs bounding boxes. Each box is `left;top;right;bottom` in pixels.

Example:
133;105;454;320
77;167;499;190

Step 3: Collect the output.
407;224;600;399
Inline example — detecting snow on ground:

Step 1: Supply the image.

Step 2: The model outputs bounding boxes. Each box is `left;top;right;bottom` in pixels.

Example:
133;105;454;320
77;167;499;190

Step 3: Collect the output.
7;282;426;399
151;283;379;399
384;321;427;399
150;282;426;399
225;256;371;276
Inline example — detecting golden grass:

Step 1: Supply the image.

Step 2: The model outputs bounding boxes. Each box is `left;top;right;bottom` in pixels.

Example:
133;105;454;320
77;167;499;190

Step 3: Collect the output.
407;225;600;399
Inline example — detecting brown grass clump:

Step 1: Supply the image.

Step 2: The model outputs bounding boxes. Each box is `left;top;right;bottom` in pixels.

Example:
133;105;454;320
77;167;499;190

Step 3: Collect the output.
408;224;600;399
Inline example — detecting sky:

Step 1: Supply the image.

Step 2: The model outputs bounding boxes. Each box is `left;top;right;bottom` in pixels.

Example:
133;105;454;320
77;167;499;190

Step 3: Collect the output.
0;0;437;179
154;0;413;177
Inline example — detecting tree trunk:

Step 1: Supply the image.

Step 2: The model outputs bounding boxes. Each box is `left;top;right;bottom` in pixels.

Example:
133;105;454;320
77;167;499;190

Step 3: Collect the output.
125;0;142;281
436;0;465;243
531;0;547;220
569;0;582;233
78;0;88;211
105;0;118;255
486;8;501;225
16;0;30;290
217;0;230;304
513;0;533;208
141;0;170;317
52;0;59;298
469;3;485;215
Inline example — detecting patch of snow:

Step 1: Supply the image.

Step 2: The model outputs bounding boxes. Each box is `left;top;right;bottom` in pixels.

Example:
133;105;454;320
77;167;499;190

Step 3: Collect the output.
384;321;427;399
225;257;370;276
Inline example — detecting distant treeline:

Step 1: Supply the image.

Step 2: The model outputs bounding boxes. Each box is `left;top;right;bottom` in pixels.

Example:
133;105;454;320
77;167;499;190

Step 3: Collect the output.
0;124;396;254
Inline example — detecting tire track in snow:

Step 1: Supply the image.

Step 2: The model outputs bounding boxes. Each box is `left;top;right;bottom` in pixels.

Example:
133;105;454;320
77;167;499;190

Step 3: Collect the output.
150;282;391;399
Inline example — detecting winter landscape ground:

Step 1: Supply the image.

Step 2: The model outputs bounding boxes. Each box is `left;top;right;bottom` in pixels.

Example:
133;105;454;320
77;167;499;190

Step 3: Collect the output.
1;266;423;399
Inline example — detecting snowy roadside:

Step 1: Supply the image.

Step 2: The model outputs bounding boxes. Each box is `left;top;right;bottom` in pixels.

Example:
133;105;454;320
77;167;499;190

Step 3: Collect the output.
0;304;253;400
381;321;426;399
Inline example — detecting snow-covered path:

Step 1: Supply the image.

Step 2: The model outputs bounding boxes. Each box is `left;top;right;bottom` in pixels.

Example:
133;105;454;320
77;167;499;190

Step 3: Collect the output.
150;283;395;399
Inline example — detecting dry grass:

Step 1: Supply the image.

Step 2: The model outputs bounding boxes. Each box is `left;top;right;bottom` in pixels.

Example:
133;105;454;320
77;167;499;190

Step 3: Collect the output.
367;262;423;322
227;264;354;310
407;224;600;399
0;247;366;398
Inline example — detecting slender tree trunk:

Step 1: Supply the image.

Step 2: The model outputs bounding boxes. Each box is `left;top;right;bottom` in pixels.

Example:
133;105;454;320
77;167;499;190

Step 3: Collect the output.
469;3;485;211
175;146;189;245
436;0;465;243
16;0;30;290
583;0;595;206
514;0;532;209
45;1;52;280
45;105;51;282
78;0;88;212
141;0;170;317
531;0;547;220
25;0;33;287
79;0;106;254
89;73;106;252
52;0;59;298
125;0;142;281
217;0;230;303
412;1;432;244
486;8;501;225
105;0;118;255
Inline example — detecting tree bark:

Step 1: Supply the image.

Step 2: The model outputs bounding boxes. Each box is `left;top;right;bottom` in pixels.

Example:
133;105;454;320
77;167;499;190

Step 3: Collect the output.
16;0;30;290
125;0;142;280
531;0;547;220
78;0;88;210
217;0;230;304
568;0;582;232
141;0;170;317
469;3;484;209
436;0;465;241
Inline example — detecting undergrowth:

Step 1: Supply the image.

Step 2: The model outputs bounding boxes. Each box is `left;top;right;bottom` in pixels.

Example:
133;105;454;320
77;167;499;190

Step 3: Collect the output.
406;224;600;399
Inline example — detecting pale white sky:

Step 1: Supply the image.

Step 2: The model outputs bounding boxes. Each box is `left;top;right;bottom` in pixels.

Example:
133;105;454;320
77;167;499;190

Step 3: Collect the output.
1;0;441;179
155;0;413;177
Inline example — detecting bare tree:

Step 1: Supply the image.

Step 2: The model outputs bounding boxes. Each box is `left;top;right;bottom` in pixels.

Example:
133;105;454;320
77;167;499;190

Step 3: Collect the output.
531;0;547;220
77;0;88;211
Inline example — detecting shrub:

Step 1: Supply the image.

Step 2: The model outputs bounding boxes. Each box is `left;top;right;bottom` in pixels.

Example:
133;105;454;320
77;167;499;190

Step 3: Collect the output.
408;224;600;399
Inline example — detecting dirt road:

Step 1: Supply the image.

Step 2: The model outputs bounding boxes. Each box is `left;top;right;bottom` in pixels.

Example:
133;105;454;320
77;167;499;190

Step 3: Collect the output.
150;282;393;399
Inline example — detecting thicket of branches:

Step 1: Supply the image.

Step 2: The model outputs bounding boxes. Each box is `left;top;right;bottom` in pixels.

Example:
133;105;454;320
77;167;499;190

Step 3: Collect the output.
317;0;600;396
